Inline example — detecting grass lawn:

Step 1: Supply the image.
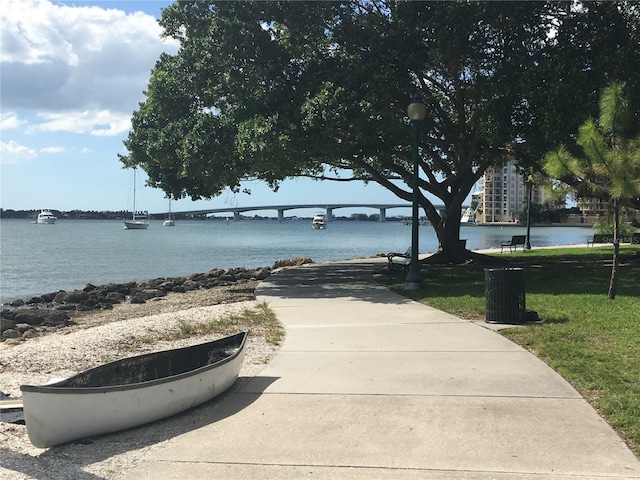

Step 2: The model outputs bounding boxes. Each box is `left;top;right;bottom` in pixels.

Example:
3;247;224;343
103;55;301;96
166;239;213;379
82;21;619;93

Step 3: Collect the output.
387;245;640;457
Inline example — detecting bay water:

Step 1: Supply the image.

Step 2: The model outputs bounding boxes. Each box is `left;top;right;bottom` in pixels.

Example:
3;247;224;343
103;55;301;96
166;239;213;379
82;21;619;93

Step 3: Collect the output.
0;218;594;303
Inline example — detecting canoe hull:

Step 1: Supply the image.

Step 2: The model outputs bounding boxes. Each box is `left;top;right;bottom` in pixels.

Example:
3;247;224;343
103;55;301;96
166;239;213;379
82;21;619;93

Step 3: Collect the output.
20;331;248;448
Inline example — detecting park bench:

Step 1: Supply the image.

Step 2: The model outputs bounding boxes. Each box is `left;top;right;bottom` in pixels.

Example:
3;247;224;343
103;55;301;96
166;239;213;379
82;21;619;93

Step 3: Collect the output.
587;234;612;246
387;249;411;277
588;233;640;246
500;235;527;253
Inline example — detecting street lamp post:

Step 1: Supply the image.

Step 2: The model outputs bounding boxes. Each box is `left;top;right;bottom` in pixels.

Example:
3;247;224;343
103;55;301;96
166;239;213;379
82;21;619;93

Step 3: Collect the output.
525;175;533;250
404;93;427;290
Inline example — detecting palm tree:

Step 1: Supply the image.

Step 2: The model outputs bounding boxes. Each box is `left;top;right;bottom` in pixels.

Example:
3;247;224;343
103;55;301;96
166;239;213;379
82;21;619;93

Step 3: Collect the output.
544;82;640;299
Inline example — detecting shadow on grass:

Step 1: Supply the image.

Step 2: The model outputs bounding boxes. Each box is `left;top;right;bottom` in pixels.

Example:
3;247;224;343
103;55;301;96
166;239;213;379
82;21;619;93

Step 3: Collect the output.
411;250;640;299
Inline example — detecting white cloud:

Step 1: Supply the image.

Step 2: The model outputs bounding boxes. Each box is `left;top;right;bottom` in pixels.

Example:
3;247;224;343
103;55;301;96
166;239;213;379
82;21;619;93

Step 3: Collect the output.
40;146;65;153
0;112;26;130
28;110;132;136
0;0;179;114
0;140;38;165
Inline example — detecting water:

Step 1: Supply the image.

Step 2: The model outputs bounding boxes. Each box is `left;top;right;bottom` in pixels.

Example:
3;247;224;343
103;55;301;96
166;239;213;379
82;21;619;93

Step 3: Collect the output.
0;218;594;303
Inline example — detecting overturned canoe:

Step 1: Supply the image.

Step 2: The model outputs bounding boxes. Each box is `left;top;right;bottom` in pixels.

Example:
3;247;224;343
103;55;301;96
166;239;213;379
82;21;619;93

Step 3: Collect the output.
20;331;248;448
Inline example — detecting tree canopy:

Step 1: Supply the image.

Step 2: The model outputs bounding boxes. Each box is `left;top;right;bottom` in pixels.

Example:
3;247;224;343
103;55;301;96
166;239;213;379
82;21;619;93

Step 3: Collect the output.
121;0;640;262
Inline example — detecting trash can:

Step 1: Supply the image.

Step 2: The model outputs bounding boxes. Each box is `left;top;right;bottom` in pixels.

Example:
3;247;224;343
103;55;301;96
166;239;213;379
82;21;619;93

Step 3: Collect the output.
484;268;526;324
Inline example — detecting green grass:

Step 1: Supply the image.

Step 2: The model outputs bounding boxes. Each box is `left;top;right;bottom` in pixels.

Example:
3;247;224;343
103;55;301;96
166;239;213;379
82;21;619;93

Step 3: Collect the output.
387;245;640;456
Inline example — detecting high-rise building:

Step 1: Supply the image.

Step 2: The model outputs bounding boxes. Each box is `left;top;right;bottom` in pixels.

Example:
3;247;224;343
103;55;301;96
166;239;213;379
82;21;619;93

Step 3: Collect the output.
477;161;544;223
578;197;607;218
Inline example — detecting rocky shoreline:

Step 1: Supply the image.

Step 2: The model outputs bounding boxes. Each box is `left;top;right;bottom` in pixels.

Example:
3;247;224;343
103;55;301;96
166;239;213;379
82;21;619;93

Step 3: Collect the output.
1;257;313;343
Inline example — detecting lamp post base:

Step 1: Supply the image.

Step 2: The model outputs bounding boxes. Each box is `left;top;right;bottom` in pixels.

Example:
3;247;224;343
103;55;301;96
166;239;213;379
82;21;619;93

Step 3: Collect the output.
404;279;423;290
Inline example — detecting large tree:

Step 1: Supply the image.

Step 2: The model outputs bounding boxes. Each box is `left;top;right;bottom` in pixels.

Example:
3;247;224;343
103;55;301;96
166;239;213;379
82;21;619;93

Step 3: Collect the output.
121;1;639;262
545;82;640;299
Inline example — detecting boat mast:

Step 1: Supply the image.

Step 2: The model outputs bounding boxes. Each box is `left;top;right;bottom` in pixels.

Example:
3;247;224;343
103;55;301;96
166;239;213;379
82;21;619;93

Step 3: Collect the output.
132;168;137;220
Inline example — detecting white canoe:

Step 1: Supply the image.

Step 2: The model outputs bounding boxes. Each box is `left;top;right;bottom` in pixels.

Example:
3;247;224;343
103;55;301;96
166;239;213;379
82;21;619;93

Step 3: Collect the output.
20;331;248;448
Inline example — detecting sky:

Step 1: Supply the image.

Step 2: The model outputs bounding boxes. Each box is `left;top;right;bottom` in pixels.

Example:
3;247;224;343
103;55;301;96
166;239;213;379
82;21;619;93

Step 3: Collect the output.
1;0;418;218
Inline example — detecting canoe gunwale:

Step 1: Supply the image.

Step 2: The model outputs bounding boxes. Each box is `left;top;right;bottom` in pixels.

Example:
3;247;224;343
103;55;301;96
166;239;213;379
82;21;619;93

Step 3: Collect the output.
20;331;248;395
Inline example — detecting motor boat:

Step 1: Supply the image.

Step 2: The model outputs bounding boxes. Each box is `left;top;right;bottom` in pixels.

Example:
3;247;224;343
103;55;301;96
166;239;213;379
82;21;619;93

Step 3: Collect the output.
312;212;326;229
36;209;57;224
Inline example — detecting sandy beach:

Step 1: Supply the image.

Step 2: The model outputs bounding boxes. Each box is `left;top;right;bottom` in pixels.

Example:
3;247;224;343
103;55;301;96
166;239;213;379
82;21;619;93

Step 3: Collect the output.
0;281;281;480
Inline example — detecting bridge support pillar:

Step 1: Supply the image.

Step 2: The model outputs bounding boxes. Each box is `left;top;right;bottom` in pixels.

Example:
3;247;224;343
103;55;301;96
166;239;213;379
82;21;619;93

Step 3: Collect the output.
234;212;241;221
379;208;386;222
278;209;284;222
326;208;333;221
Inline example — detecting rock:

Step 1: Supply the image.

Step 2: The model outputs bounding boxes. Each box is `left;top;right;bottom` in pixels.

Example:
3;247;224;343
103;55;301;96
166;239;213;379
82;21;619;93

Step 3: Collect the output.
105;291;126;302
15;323;32;333
181;280;201;291
1;317;17;333
78;297;98;308
2;329;21;340
8;298;25;307
83;283;97;292
56;290;89;304
43;313;71;327
157;280;178;292
22;329;39;339
14;309;70;327
207;268;225;278
13;310;47;325
273;257;314;268
147;277;167;289
252;267;271;280
53;291;67;304
136;289;166;300
41;291;63;303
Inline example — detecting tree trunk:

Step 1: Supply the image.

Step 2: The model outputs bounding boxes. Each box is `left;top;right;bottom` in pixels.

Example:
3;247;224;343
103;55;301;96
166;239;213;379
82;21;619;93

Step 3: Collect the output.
426;202;472;264
608;200;620;299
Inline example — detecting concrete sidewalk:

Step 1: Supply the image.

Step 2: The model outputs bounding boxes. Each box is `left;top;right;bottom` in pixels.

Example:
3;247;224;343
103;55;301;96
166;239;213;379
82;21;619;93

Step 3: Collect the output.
123;259;640;479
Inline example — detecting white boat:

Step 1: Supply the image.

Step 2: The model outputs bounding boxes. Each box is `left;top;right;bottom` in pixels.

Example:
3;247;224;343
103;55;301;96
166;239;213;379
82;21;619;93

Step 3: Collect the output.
20;331;248;448
461;189;481;225
124;168;149;229
36;209;57;224
163;198;175;226
312;212;326;229
461;206;476;225
124;213;150;229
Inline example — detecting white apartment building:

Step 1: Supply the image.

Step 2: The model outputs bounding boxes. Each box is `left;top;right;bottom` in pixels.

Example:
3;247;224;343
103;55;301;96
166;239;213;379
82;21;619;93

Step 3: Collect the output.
477;161;543;223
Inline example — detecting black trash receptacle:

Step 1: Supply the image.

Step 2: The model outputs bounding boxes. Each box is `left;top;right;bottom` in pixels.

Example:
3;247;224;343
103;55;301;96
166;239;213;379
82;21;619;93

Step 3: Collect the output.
485;268;526;324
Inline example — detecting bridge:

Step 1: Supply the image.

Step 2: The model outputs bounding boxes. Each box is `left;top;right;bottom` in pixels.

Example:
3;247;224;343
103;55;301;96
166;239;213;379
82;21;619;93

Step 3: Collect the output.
154;203;447;222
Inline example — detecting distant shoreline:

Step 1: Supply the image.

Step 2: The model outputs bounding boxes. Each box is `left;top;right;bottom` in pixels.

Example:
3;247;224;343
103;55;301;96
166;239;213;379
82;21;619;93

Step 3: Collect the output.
1;216;598;227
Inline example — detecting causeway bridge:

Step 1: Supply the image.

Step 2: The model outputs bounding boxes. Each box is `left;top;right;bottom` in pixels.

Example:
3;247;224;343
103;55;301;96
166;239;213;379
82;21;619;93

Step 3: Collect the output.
158;203;447;222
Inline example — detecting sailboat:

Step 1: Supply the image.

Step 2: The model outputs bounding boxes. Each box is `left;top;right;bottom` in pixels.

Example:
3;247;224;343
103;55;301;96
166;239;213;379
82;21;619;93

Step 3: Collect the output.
163;198;175;226
123;168;149;230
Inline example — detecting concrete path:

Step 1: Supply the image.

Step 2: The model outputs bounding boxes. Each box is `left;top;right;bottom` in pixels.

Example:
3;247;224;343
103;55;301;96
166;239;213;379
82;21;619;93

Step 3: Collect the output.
123;259;640;479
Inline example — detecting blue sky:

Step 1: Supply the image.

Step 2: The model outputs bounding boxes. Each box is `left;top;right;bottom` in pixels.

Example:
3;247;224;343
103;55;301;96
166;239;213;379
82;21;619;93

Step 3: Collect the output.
1;0;424;218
